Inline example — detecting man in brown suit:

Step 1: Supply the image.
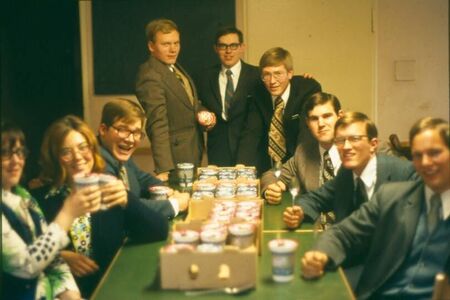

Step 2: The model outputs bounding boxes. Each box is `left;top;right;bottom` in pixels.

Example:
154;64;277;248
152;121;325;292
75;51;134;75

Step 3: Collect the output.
136;19;215;181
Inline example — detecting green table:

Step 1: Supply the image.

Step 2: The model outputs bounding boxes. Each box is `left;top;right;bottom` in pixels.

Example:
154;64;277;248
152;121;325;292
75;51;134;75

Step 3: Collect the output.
91;232;353;299
91;193;354;299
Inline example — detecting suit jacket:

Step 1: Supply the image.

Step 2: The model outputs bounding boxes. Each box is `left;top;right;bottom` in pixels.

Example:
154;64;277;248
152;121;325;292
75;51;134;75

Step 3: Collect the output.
314;180;449;299
261;140;321;195
136;56;204;173
237;75;321;174
196;61;261;166
31;184;168;298
298;154;418;223
99;144;175;219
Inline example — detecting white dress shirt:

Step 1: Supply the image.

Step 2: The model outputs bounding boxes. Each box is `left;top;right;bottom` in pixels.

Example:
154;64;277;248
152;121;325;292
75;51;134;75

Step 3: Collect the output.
353;155;377;200
219;61;241;120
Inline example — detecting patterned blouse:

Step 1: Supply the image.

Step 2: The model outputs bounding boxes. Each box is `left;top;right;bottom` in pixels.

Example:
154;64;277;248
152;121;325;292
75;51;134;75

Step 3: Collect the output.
1;186;79;299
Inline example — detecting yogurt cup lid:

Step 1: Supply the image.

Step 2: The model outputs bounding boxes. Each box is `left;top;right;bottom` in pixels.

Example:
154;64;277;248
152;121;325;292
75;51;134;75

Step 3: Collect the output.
201;229;227;242
149;186;171;193
172;230;199;242
163;243;195;253
73;173;99;183
268;239;298;253
99;174;117;182
197;244;223;253
177;163;194;169
228;222;255;236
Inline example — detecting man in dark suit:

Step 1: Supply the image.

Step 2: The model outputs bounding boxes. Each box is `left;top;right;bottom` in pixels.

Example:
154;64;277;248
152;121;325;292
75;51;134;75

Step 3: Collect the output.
136;19;215;182
283;112;418;228
237;47;321;175
98;99;189;219
301;117;450;300
261;92;343;204
196;26;261;166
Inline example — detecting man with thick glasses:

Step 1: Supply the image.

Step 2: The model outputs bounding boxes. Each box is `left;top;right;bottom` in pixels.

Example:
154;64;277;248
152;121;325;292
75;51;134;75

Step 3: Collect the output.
196;26;261;166
98;99;189;219
136;19;215;182
237;47;321;175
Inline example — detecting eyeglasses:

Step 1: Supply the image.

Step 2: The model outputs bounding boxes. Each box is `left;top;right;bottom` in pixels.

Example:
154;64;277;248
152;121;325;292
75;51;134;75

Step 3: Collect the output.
60;143;92;162
216;43;241;51
335;135;368;147
1;147;29;161
111;126;145;140
261;71;287;83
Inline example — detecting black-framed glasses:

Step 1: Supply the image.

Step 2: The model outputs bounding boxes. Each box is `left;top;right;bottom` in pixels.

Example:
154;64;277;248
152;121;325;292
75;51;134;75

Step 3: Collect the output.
261;71;287;83
60;143;92;162
334;135;368;147
1;147;29;161
111;126;145;140
216;43;241;51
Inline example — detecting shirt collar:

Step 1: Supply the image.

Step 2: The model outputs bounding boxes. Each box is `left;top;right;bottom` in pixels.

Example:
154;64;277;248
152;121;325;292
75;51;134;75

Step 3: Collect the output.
221;60;241;76
425;186;450;220
353;155;377;189
271;83;291;107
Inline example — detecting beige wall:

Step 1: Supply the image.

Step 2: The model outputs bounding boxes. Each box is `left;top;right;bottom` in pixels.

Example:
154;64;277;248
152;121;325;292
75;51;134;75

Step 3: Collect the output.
376;0;449;141
80;0;449;172
240;0;375;118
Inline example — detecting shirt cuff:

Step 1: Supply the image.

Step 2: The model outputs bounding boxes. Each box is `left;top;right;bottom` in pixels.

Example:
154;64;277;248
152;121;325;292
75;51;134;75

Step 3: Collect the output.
168;198;179;216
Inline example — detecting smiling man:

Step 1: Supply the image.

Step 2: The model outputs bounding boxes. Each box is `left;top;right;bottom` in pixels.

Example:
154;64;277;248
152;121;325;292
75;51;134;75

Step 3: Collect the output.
98;99;188;219
301;117;450;300
283;112;418;228
237;47;321;175
196;26;261;166
136;19;215;182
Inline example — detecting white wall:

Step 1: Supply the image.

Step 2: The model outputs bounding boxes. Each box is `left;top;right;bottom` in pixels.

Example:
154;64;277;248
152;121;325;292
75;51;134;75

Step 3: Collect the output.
376;0;449;141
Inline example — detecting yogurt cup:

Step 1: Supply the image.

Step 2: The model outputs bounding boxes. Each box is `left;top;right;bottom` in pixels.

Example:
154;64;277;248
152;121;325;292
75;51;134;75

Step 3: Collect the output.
268;239;298;283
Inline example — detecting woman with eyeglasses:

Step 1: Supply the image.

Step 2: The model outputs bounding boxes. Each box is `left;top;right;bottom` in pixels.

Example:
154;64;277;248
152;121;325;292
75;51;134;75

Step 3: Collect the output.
1;121;100;299
30;115;169;298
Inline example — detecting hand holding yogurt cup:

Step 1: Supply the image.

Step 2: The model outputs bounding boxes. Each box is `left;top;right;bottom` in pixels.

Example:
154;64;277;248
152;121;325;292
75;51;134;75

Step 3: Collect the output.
99;174;128;209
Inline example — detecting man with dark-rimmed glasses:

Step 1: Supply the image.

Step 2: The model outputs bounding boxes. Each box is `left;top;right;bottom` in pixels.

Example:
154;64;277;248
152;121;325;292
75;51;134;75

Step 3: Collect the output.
98;98;189;219
283;111;418;288
196;26;261;167
237;47;321;175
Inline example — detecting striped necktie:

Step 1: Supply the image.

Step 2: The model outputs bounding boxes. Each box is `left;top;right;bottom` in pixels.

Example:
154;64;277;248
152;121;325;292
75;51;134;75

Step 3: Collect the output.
224;69;234;119
322;150;335;183
268;96;286;162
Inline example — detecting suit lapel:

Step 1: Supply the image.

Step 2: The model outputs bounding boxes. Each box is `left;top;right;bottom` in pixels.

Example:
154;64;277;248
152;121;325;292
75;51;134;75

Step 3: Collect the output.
375;155;391;191
209;67;222;114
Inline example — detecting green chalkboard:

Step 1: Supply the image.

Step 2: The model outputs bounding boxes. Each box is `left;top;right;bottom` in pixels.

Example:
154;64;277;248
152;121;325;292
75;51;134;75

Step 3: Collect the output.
92;0;235;95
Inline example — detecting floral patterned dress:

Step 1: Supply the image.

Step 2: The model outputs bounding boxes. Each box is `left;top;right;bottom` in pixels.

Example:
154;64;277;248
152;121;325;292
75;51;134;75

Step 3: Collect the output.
1;186;79;299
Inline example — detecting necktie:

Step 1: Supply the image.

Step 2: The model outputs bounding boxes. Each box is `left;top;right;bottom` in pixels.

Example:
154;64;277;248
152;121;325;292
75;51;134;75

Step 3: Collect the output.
70;214;92;257
119;165;130;190
354;177;368;208
224;69;234;119
322;150;335;183
320;150;336;228
268;96;286;162
428;193;441;234
171;66;194;104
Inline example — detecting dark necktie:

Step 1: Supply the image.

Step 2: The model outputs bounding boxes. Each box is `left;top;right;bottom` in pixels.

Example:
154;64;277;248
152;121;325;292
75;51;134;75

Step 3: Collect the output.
224;69;234;119
322;150;335;183
428;193;441;234
354;177;368;208
268;96;286;162
119;165;130;190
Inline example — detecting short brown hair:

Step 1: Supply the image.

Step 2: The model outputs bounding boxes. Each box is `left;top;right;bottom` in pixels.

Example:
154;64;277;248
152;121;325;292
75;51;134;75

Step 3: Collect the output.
334;112;378;139
39;115;105;187
101;99;146;127
259;47;293;71
145;18;178;43
304;92;342;117
409;117;449;148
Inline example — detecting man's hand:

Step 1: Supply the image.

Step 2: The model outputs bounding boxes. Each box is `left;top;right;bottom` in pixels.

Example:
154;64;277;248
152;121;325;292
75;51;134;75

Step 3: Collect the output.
101;179;128;208
302;73;314;79
58;290;82;300
264;181;286;205
156;172;170;182
61;250;99;277
197;111;216;131
301;251;328;279
172;191;190;212
283;205;304;228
